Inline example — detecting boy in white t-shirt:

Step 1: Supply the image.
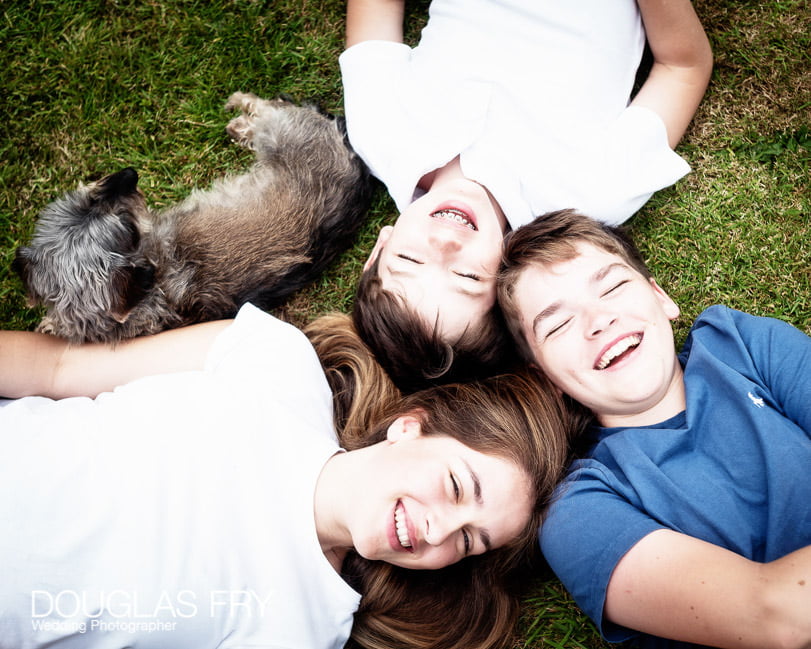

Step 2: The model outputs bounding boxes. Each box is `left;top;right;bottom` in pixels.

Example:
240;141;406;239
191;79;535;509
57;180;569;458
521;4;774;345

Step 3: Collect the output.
343;0;712;391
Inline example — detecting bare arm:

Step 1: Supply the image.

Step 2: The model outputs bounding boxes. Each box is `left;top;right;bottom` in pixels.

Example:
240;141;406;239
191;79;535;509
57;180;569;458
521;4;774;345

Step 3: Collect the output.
345;0;404;48
631;0;713;148
0;320;232;400
605;529;811;649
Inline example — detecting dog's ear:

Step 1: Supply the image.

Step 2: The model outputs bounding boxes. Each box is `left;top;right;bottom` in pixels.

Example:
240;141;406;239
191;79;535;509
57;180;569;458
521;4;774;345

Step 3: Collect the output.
12;247;33;287
109;261;156;324
96;168;140;201
12;247;30;282
12;248;43;307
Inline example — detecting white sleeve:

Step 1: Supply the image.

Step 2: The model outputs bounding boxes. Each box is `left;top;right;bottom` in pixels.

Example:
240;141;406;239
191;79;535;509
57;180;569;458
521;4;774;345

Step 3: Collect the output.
340;41;422;211
205;304;332;415
584;106;691;226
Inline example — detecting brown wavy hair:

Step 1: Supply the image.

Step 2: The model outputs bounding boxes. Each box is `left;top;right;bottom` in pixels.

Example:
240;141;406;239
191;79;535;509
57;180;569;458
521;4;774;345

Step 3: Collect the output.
304;311;402;447
305;313;583;649
352;255;520;393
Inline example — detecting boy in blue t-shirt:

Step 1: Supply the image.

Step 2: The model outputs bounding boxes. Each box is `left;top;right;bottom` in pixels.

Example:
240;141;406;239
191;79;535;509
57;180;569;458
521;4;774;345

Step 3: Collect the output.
498;209;811;649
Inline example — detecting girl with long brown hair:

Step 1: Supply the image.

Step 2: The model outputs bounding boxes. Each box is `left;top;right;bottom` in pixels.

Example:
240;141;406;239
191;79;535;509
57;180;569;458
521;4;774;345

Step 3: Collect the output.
0;304;578;649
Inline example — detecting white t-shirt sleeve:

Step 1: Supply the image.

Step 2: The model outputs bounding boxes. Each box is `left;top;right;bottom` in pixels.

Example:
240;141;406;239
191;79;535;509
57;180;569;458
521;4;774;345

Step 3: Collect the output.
340;41;422;211
204;304;334;430
579;106;690;226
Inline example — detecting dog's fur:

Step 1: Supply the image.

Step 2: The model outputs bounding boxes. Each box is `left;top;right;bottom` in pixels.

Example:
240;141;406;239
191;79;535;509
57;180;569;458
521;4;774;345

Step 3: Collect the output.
14;92;374;343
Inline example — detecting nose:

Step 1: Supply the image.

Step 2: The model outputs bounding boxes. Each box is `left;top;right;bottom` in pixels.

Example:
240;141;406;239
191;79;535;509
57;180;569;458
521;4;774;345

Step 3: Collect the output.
427;229;462;255
424;505;464;547
586;309;618;338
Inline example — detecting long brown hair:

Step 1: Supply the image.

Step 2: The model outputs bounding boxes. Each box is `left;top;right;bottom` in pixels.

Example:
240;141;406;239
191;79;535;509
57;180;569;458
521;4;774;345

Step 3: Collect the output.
305;314;583;649
304;311;401;448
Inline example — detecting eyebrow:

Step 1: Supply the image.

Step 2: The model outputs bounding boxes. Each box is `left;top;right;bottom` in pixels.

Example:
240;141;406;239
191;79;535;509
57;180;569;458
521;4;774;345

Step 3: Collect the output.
462;459;492;552
531;301;562;337
530;262;628;337
594;262;626;283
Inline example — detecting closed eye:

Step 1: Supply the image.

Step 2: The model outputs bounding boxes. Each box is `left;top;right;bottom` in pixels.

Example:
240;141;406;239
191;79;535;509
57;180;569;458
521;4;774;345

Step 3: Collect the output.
545;317;572;339
454;271;481;281
602;279;630;296
449;473;472;554
461;529;471;554
397;254;423;264
450;472;461;501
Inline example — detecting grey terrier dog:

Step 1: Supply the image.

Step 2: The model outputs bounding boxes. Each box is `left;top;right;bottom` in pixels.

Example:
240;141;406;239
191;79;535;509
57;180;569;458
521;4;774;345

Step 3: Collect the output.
14;91;374;343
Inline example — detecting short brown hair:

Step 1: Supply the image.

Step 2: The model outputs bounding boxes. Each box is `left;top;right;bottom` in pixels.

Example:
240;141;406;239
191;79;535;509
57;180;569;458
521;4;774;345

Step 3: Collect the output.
353;255;519;393
499;209;652;364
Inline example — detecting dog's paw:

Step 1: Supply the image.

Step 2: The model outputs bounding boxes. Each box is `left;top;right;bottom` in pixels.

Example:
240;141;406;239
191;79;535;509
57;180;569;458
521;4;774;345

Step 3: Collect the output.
226;115;256;150
225;91;261;116
225;92;290;149
225;92;294;119
34;316;58;337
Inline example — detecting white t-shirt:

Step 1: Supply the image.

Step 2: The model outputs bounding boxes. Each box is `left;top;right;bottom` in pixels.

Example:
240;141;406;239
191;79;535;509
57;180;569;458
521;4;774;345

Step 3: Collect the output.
0;304;361;649
340;0;690;227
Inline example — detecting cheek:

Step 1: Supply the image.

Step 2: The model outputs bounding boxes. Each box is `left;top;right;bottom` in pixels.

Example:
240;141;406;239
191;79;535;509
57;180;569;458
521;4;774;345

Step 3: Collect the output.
478;245;502;270
536;342;570;379
421;545;460;570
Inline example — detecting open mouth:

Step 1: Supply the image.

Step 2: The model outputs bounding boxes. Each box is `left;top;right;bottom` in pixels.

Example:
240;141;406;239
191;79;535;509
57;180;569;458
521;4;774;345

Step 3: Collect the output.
430;208;476;230
394;501;413;551
595;334;642;370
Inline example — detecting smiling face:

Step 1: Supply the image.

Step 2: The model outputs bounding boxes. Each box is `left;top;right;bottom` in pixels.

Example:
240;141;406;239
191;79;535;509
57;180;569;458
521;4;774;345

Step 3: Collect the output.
512;242;685;427
343;416;532;571
365;161;508;341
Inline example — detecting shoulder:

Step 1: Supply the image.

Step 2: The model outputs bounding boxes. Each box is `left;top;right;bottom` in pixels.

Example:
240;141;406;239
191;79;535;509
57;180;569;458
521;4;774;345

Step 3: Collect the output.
685;305;803;352
680;306;811;400
206;304;328;393
211;303;311;357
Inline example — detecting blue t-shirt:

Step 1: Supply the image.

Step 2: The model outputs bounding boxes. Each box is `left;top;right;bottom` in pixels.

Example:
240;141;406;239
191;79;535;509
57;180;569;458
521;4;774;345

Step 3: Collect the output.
540;306;811;648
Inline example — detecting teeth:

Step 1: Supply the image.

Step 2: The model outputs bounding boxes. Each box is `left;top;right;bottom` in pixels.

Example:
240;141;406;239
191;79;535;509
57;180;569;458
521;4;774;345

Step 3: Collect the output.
394;503;411;548
596;335;641;370
431;208;475;230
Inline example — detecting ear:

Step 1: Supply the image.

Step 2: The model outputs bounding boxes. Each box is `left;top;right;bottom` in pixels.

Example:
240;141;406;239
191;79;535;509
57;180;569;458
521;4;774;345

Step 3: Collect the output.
649;278;680;321
12;248;31;286
106;167;139;196
109;262;156;323
363;226;393;272
386;412;423;443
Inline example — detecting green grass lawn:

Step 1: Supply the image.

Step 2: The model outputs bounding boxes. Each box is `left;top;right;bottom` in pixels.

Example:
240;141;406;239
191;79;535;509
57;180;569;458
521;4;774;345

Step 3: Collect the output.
1;0;808;646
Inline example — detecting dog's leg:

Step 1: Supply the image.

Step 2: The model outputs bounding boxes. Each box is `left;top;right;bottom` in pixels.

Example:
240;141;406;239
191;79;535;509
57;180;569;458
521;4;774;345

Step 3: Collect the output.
225;92;290;150
224;92;259;148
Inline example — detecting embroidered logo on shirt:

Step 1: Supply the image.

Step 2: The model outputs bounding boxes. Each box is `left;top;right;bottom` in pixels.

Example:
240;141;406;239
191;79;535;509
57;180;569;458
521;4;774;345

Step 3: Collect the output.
747;392;765;408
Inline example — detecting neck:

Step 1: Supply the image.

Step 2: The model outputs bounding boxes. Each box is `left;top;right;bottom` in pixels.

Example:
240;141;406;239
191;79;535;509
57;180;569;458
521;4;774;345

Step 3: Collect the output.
313;450;355;573
599;362;687;429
